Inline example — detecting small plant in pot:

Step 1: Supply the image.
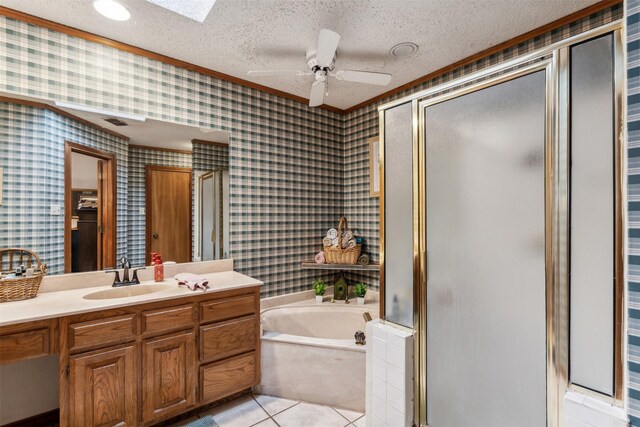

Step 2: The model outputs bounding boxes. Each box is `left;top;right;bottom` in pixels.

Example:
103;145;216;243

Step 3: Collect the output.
313;279;327;303
354;282;367;304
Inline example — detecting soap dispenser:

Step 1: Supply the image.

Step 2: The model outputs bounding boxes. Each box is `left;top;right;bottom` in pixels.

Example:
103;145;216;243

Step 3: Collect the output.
151;252;164;282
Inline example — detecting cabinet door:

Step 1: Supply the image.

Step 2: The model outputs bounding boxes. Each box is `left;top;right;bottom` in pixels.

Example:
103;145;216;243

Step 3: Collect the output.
69;344;137;427
142;331;196;422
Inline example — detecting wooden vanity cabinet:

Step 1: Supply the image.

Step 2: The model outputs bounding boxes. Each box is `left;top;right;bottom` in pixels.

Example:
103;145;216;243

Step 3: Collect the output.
57;285;260;427
0;319;58;364
69;344;138;426
142;330;197;422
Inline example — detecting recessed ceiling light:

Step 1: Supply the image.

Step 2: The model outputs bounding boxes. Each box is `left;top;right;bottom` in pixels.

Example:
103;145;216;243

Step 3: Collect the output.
390;42;419;59
93;0;131;21
146;0;217;23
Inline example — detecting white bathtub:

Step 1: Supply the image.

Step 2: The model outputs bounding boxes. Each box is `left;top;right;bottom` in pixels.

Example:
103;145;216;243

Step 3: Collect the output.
255;301;379;412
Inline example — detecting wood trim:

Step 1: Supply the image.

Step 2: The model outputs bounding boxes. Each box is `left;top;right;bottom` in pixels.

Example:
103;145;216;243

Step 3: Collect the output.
342;0;622;114
3;409;60;427
0;96;130;140
130;144;192;155
0;0;619;116
191;139;229;148
145;165;193;265
0;7;342;115
64;141;117;273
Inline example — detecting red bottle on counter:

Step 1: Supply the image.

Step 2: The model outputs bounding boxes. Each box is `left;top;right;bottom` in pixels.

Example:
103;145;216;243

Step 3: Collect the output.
151;253;164;282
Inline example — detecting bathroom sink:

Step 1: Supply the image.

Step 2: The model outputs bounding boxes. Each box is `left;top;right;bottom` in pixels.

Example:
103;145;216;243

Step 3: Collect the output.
83;284;172;300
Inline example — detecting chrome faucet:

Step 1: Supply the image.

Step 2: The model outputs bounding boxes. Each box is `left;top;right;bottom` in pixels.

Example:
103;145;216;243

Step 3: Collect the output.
105;257;144;287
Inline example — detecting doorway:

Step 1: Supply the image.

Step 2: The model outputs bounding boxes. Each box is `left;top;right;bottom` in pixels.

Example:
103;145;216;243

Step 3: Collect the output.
64;141;117;273
145;165;192;264
198;169;229;261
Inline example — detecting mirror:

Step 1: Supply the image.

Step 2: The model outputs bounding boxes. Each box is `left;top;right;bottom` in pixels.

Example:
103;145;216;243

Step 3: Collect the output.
0;94;230;275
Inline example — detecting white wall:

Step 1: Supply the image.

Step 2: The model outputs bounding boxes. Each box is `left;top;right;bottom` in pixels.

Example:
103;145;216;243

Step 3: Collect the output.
0;355;60;424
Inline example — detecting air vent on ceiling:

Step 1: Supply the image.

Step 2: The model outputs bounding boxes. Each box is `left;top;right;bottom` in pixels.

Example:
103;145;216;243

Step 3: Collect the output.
104;117;128;126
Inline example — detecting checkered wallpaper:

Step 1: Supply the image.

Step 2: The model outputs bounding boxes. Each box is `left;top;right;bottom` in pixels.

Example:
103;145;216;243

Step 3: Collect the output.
0;102;128;275
0;15;342;296
0;1;636;421
127;145;192;267
627;0;640;423
192;142;229;171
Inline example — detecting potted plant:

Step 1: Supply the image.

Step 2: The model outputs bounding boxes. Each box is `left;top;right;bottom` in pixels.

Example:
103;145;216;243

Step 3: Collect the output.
313;279;327;303
354;282;367;304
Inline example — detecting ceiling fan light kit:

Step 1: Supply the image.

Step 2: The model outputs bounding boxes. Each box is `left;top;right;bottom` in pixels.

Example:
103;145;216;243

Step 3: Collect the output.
248;28;392;107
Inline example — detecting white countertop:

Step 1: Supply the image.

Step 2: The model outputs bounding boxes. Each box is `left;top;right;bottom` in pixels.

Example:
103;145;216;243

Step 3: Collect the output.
0;270;262;327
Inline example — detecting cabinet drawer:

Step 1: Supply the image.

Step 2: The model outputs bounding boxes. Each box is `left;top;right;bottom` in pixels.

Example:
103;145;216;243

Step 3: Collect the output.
200;294;255;324
200;352;256;403
200;316;255;363
0;328;49;364
69;314;136;352
142;304;194;336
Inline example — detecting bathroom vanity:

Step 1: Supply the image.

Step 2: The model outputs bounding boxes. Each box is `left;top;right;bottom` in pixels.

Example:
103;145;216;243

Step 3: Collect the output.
0;266;261;426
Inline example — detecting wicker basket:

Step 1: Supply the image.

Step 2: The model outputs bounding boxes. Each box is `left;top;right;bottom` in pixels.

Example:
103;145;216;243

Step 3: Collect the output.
0;248;47;303
324;217;362;264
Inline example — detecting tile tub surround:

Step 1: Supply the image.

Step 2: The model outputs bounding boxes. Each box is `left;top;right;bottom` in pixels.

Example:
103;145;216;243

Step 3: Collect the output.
256;299;379;412
565;391;627;427
365;319;414;427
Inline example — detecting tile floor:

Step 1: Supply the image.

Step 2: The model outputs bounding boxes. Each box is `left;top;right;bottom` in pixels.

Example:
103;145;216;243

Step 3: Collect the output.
171;394;366;427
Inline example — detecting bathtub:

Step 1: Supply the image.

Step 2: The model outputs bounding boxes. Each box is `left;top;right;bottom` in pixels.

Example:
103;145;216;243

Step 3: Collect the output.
255;301;379;412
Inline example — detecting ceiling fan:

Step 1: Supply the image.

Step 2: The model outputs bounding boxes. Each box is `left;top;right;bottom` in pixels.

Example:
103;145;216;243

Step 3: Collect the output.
248;29;392;107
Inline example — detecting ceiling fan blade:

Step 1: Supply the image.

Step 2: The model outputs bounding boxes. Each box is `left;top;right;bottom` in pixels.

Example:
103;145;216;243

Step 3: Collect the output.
335;70;392;86
316;29;340;66
309;80;326;107
248;70;309;77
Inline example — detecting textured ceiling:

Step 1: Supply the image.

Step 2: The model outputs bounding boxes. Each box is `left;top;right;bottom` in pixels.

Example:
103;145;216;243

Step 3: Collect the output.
3;0;600;109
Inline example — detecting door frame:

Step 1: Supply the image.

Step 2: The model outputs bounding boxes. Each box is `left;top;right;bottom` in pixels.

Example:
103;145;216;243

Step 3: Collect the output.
145;165;193;265
64;141;117;273
378;20;624;427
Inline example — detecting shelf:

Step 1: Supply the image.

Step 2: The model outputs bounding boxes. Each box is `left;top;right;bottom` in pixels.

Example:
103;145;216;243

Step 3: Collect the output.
300;261;380;271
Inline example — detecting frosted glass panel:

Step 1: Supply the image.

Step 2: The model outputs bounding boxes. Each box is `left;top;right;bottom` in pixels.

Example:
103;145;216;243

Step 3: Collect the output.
425;71;547;426
384;102;414;327
201;174;214;261
570;35;614;395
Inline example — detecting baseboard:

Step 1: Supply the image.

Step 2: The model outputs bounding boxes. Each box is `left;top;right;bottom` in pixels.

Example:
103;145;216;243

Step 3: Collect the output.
3;409;59;427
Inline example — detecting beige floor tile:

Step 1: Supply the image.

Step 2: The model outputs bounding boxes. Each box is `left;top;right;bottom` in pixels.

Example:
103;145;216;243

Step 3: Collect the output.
251;419;279;427
199;395;269;427
273;402;350;427
351;415;366;427
333;408;364;422
253;394;298;416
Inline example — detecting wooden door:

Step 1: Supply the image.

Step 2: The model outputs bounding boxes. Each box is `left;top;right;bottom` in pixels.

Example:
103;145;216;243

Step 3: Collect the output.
142;331;196;422
64;141;117;273
69;344;137;427
96;160;104;270
146;166;192;264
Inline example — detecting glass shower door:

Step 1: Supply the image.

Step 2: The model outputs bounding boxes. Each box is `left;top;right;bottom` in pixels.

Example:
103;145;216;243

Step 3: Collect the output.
423;70;548;426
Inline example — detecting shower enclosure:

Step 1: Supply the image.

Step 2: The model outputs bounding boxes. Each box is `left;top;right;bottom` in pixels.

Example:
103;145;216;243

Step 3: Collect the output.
379;22;623;427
